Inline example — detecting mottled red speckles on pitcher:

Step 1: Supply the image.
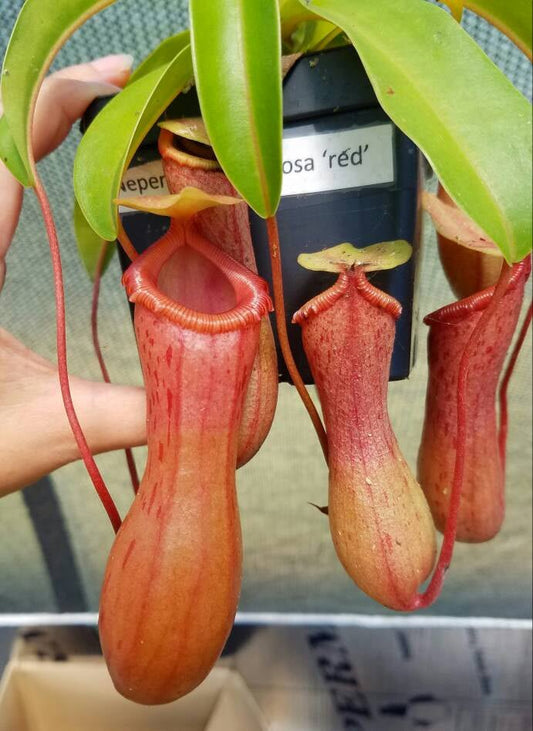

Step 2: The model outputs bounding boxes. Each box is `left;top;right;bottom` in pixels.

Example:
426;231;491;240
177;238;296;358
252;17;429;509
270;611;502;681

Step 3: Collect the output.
294;267;436;610
417;258;530;543
159;128;278;466
99;220;272;704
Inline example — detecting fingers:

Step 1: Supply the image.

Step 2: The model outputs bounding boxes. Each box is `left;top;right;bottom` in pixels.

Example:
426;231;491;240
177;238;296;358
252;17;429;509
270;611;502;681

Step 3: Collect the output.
0;53;133;161
0;54;140;493
0;54;133;289
0;166;23;289
55;54;134;87
0;326;146;496
32;54;134;161
0;375;146;497
68;376;147;460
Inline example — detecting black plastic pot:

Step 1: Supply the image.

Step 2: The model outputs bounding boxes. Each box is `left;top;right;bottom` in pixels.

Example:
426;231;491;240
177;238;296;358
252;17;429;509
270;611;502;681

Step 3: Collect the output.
81;45;422;383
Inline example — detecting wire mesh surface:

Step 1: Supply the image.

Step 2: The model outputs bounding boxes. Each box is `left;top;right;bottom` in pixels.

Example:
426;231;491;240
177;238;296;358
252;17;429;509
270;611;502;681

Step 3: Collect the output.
0;1;531;617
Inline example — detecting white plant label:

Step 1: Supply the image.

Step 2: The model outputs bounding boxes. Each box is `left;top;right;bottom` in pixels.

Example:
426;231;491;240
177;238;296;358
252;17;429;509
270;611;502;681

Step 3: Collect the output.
119;124;394;212
281;123;395;197
119;159;169;213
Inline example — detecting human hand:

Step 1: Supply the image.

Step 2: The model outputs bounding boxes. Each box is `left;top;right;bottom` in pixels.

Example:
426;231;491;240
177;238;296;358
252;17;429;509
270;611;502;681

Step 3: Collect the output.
0;55;147;496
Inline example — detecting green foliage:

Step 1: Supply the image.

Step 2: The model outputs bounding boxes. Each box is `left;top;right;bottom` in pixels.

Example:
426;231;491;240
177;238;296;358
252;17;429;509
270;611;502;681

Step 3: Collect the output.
0;116;31;186
2;0;531;266
190;0;282;218
298;240;413;273
302;0;532;262
1;0;117;185
73;200;116;281
128;31;191;85
74;43;193;241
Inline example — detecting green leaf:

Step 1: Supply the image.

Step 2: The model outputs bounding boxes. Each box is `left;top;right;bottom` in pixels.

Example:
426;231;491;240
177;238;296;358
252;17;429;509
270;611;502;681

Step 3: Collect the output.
0;116;32;186
1;0;117;185
298;240;412;272
73;199;116;281
190;0;282;218
127;31;191;85
302;0;532;263
441;0;464;22
74;45;193;242
443;0;532;59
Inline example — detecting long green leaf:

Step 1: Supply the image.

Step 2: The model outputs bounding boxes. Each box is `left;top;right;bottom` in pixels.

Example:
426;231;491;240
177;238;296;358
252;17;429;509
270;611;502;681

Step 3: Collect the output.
190;0;282;218
443;0;532;59
302;0;532;263
0;116;32;186
74;45;193;241
127;31;191;85
74;200;116;280
71;29;191;272
1;0;117;185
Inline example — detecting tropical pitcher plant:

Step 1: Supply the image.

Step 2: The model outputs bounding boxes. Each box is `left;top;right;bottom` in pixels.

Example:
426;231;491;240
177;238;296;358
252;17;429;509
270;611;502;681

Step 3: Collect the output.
1;0;531;706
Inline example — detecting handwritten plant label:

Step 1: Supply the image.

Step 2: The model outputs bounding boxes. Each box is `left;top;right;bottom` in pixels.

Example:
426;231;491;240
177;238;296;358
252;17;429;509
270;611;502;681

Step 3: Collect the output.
281;124;395;197
119;160;169;213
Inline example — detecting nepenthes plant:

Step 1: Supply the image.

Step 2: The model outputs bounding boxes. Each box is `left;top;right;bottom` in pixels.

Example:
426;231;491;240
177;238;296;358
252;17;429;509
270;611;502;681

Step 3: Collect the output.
1;0;531;706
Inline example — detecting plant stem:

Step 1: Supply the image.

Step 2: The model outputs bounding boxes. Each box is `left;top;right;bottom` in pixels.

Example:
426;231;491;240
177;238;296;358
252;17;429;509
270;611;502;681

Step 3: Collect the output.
411;262;514;610
266;216;328;461
33;177;121;533
117;218;139;261
499;299;532;468
91;242;140;494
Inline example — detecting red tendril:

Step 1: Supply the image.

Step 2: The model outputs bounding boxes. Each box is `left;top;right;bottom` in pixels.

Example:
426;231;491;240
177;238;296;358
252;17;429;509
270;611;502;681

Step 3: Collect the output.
266;216;328;462
410;262;515;609
34;177;121;533
499;299;532;468
91;241;140;494
117;218;139;262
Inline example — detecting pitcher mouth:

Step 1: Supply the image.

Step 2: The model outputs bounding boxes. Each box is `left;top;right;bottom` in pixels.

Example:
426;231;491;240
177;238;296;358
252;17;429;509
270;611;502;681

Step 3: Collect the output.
158;129;220;171
424;257;530;326
293;268;402;324
123;221;272;334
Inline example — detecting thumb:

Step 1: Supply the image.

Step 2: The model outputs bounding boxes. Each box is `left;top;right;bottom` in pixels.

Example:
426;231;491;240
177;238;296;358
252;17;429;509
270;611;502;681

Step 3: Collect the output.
0;326;146;496
68;376;147;459
0;377;146;497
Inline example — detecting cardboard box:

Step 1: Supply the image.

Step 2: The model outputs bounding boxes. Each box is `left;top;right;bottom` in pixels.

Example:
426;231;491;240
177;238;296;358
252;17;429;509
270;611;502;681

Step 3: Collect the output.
0;629;267;731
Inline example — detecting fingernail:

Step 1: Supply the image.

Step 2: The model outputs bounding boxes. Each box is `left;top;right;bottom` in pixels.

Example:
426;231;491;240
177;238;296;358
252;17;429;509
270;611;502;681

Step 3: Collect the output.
91;53;134;76
86;81;124;96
